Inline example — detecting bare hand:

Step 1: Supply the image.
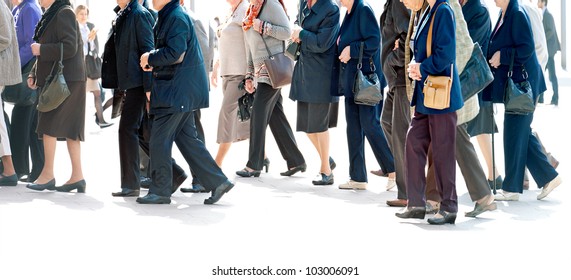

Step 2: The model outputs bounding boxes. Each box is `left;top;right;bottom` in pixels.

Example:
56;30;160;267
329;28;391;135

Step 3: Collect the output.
393;39;399;51
210;71;219;88
489;51;501;68
338;46;351;64
88;28;97;42
31;43;41;56
291;26;302;43
245;79;255;93
140;52;152;71
145;92;151;113
407;62;422;81
27;77;37;89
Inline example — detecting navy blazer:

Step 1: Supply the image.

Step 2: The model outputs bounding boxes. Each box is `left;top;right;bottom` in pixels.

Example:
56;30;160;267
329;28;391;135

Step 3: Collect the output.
337;0;386;98
411;0;463;114
290;0;340;103
147;0;209;114
542;8;560;57
483;0;546;103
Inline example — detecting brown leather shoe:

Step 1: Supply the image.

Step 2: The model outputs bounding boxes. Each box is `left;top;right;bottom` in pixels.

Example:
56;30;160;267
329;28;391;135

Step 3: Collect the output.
386;199;407;207
370;169;388;177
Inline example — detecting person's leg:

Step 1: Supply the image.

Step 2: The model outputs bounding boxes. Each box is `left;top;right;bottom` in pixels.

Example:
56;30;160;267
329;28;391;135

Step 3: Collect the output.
476;133;501;181
502;113;531;194
92;89;108;124
404;112;430;208
215;142;232;167
9;104;33;178
360;102;395;175
344;98;366;182
455;124;490;202
428;113;458;213
35;134;56;183
118;87;146;190
28;104;44;182
392;86;411;199
147;113;179;197
65;139;84;184
547;56;559;105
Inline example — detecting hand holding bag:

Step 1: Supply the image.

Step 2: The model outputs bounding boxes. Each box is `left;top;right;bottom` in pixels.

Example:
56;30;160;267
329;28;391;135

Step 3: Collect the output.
1;57;38;106
285;40;301;61
458;42;494;100
37;43;71;113
504;49;534;115
85;41;102;80
422;3;451;110
352;42;382;106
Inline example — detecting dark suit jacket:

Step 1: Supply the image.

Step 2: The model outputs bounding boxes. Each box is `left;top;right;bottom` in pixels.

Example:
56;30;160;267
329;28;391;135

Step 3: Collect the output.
105;0;154;92
289;0;340;103
411;0;463;114
32;6;85;87
147;0;209;114
337;0;386;98
483;0;546;103
542;8;560;57
380;0;410;89
462;0;491;55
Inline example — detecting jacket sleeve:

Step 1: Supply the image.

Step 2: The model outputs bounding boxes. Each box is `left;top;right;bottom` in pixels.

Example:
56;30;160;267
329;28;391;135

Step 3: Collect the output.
499;11;534;67
148;17;189;67
385;1;410;68
543;12;559;54
19;6;41;66
464;6;490;53
298;6;339;54
349;6;380;59
0;15;9;52
261;5;292;41
39;9;78;63
419;7;455;77
136;10;155;93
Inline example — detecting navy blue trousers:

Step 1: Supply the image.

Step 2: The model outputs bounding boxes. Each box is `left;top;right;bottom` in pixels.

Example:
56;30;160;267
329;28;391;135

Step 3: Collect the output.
344;97;394;183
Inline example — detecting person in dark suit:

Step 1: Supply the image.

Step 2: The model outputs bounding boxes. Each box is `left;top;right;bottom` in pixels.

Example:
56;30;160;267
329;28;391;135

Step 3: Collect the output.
103;0;155;197
138;0;234;204
336;0;394;191
538;0;560;106
397;0;463;225
484;0;560;201
7;0;44;183
289;0;340;185
26;0;87;193
380;0;410;204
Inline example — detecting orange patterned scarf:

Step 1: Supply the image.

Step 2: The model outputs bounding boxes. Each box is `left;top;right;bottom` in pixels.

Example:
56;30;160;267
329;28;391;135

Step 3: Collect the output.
242;0;265;31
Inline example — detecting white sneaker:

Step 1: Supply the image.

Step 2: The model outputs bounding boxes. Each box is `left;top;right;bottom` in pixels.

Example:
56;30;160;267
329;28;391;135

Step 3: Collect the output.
386;178;396;191
537;175;562;200
338;180;367;190
494;190;519;201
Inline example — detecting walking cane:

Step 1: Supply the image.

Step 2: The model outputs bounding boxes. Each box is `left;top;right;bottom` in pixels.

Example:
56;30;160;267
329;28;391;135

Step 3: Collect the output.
491;104;497;195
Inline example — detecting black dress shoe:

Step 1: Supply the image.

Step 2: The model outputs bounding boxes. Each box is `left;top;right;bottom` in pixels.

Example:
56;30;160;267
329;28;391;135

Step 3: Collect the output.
280;163;307;176
487;175;503;190
0;174;19;186
140;176;152;189
111;188;140;197
26;179;56;191
395;207;425;219
236;168;261;178
204;181;234;205
427;210;457;225
263;158;270;173
55;179;86;193
312;173;334;185
136;193;171;204
180;183;209;193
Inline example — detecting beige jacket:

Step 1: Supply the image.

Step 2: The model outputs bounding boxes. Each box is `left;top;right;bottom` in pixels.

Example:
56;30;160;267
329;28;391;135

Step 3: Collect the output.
0;1;22;86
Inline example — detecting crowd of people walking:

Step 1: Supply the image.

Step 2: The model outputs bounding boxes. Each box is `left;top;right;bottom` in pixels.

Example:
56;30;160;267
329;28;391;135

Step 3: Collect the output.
0;0;564;224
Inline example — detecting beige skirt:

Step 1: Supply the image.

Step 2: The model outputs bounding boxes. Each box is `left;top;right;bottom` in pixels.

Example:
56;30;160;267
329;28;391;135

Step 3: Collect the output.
217;75;250;143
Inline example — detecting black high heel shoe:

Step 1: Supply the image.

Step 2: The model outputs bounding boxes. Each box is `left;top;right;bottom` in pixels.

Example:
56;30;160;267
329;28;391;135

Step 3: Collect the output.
26;179;56;191
55;179;86;193
395;207;426;219
427;210;457;225
236;168;261;178
280;163;307;176
329;157;336;170
263;158;270;173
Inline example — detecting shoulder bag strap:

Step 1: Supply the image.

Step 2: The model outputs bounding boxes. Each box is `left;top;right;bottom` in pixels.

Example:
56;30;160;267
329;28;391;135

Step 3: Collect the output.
357;41;364;69
258;1;286;57
426;2;446;57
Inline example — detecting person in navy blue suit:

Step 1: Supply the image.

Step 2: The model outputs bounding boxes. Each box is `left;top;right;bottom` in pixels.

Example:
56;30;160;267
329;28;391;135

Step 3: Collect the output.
137;0;233;204
484;0;561;201
336;0;394;191
396;0;463;225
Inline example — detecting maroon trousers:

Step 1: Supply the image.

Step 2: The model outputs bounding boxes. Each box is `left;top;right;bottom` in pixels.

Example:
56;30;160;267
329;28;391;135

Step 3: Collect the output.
404;111;458;213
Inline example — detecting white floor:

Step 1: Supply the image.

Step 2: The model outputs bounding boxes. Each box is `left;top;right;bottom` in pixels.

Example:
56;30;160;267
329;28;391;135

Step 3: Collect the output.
0;67;569;280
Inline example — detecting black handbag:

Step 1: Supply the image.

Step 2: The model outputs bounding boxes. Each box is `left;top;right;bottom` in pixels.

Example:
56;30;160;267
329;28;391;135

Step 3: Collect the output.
85;42;102;79
459;42;494;100
504;49;535;115
237;79;254;122
37;44;71;113
285;40;301;61
352;42;382;106
1;57;38;106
